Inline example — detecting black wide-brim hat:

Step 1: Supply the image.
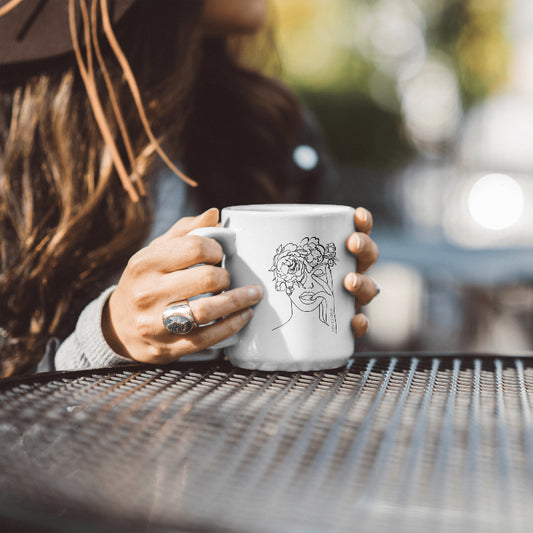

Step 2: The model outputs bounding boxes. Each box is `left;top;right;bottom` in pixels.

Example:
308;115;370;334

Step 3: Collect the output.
0;0;136;65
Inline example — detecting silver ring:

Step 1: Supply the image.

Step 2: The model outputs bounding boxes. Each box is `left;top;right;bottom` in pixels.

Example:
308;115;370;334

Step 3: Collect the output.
162;301;199;335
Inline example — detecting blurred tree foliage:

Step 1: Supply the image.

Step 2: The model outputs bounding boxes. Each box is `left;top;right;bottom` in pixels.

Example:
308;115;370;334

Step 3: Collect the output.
271;0;509;168
298;89;411;168
455;0;510;106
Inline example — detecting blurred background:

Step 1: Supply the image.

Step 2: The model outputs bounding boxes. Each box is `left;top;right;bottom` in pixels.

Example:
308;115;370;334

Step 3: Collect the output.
271;0;533;354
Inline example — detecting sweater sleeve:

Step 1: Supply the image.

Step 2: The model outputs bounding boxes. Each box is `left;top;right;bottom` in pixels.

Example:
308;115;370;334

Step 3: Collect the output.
54;286;133;371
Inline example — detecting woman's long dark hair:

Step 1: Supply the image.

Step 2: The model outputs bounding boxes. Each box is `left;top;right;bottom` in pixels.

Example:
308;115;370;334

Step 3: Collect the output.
0;1;301;376
185;35;301;208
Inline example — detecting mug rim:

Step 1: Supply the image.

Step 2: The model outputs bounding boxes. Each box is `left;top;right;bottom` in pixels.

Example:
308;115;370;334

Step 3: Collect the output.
222;204;354;216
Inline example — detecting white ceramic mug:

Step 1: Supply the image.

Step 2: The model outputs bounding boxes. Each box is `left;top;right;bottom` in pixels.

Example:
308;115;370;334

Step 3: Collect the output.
190;204;356;371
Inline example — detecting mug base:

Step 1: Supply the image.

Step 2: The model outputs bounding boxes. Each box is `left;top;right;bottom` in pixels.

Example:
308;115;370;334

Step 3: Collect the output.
226;356;351;373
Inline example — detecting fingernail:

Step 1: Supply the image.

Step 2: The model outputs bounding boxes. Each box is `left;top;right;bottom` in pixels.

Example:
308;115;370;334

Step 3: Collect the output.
351;273;359;289
248;285;263;300
241;308;253;322
352;234;362;252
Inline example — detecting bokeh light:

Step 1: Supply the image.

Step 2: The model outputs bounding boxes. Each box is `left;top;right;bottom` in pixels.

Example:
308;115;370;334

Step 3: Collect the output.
467;173;524;230
400;57;462;149
293;145;319;171
459;92;533;172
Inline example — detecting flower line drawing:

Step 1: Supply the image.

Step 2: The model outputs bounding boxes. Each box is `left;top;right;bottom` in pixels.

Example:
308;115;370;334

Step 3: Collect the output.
269;236;338;332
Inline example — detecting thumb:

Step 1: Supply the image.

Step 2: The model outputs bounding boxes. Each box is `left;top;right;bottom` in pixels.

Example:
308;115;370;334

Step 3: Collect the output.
155;208;220;242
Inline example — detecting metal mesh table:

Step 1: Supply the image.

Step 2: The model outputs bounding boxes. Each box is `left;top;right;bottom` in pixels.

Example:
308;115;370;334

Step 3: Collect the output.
1;354;533;532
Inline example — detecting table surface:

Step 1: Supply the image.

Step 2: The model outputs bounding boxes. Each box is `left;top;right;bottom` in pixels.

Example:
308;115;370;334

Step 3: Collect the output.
2;353;533;533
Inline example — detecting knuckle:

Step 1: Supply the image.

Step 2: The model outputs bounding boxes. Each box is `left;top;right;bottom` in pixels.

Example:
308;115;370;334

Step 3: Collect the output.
189;300;206;324
207;239;224;263
127;250;148;276
131;286;153;308
183;236;222;264
220;269;231;289
134;313;153;339
227;290;246;310
201;266;228;292
201;267;219;290
182;235;206;262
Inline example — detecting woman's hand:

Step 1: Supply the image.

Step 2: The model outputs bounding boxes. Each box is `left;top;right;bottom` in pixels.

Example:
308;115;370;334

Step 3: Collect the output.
343;207;380;338
102;208;263;364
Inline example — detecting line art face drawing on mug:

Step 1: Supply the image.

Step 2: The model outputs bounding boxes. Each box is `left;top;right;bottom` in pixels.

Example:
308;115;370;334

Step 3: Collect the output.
269;236;338;333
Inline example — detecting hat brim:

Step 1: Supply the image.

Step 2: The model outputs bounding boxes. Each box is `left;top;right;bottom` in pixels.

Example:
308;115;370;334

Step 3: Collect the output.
0;0;136;65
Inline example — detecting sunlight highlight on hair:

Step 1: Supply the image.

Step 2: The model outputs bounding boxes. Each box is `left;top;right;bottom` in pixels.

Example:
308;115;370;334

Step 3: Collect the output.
0;0;24;17
69;0;141;201
100;0;197;188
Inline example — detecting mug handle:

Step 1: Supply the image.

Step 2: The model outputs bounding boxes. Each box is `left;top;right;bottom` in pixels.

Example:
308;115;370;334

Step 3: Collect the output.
188;226;237;256
187;226;239;349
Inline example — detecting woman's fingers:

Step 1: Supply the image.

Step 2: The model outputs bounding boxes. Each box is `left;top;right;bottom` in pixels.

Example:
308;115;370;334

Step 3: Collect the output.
347;207;378;273
127;265;230;312
131;308;254;365
186;285;263;326
154;284;262;343
159;309;254;363
158;286;264;359
343;273;380;306
352;313;369;338
346;232;379;274
127;235;223;276
344;208;378;339
354;207;373;234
